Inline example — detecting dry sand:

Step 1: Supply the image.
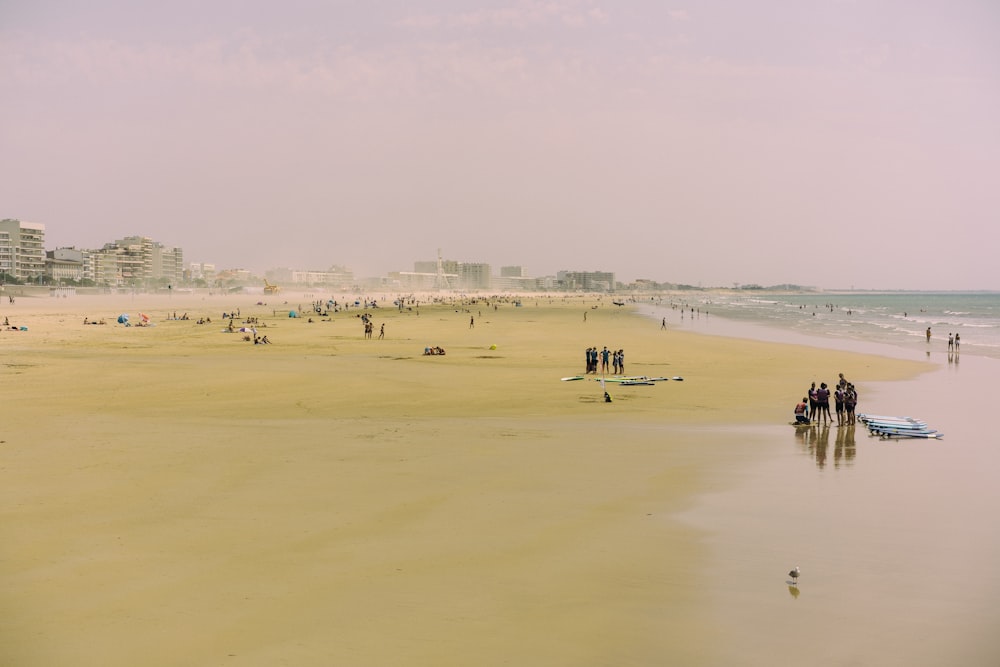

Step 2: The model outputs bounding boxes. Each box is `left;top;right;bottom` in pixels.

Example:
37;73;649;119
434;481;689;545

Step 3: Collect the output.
1;293;932;666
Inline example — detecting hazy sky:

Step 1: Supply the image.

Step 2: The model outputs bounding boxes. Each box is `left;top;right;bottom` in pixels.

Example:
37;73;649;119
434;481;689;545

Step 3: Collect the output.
3;1;998;289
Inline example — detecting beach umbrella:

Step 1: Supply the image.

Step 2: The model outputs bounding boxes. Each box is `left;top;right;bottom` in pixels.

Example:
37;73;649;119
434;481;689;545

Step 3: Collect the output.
117;314;129;324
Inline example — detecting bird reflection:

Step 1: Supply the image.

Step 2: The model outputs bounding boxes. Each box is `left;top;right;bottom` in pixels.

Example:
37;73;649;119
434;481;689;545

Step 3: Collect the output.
788;585;800;599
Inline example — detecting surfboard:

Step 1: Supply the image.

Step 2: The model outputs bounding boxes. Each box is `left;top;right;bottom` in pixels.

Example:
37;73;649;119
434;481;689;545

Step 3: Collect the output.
865;422;932;432
561;376;585;381
599;376;647;383
875;430;943;439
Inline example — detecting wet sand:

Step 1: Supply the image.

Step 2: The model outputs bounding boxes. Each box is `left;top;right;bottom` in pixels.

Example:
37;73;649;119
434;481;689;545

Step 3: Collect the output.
2;293;996;665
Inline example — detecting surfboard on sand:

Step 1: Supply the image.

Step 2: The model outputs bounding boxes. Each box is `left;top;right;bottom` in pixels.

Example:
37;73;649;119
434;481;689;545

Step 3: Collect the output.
561;376;585;381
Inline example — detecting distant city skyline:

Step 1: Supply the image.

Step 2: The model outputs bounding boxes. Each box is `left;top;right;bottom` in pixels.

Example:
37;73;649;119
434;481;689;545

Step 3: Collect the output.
37;225;802;288
3;1;998;290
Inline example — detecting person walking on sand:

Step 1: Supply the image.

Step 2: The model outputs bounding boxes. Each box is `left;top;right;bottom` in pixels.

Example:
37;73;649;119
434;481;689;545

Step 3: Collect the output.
661;317;667;330
926;327;931;342
378;323;385;339
469;315;474;329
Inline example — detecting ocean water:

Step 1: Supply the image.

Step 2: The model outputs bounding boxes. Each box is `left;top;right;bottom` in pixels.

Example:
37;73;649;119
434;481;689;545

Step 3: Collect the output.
639;292;1000;664
647;291;1000;361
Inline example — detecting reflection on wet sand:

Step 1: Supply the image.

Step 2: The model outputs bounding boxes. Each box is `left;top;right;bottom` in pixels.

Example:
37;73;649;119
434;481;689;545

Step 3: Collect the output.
834;423;856;468
788;585;800;599
795;424;857;469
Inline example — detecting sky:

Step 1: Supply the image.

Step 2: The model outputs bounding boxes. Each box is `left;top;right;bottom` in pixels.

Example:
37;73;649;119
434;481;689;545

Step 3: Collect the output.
2;0;998;290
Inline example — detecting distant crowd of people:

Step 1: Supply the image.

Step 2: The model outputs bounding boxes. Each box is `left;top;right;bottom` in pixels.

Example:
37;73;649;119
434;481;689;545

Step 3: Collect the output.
794;373;857;426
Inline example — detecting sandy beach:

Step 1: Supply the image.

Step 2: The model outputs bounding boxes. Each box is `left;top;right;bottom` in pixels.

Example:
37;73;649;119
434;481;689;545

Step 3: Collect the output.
3;292;997;665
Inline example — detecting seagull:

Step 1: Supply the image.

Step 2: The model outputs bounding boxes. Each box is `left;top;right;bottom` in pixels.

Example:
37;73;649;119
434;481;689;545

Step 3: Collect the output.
789;566;800;585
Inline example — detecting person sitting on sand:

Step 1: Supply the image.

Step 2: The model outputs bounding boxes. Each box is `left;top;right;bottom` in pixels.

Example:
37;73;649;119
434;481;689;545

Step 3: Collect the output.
794;398;811;424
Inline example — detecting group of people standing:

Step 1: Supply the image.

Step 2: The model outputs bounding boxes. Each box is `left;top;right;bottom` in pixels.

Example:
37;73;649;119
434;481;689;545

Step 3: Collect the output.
359;313;384;339
584;346;625;375
794;374;858;426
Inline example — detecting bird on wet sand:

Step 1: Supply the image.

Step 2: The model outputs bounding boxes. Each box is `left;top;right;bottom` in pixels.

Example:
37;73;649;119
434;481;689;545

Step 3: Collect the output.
789;566;800;585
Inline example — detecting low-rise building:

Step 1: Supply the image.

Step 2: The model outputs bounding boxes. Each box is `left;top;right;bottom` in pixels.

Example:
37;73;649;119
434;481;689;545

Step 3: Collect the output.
556;270;616;292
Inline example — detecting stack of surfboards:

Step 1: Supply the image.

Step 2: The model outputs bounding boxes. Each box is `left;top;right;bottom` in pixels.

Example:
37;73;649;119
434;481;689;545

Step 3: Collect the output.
858;414;943;439
560;375;684;385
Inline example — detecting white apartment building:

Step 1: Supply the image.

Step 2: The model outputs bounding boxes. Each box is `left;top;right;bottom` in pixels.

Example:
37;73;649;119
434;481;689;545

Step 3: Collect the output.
0;219;46;282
